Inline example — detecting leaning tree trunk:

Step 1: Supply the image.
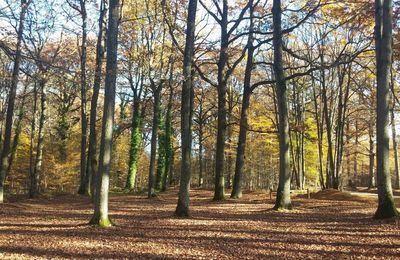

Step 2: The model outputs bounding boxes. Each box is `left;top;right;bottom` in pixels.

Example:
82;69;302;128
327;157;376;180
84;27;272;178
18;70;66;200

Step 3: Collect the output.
90;0;120;227
374;0;398;219
272;0;292;210
231;2;254;198
175;0;197;217
0;0;29;203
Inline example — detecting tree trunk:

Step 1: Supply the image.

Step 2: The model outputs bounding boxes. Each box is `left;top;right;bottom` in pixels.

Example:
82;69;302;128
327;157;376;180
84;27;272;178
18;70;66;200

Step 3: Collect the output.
0;0;29;203
161;83;174;192
213;0;229;201
272;0;292;210
175;0;197;217
31;78;47;198
312;75;325;189
148;84;161;198
155;113;166;191
374;0;398;219
368;116;375;189
391;100;400;189
231;3;254;198
29;82;38;195
7;84;28;175
86;0;107;197
78;0;89;195
90;0;120;227
125;99;142;191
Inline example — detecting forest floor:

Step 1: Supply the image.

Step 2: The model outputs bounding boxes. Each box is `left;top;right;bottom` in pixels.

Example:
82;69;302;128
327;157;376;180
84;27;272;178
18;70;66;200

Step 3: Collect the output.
0;188;399;259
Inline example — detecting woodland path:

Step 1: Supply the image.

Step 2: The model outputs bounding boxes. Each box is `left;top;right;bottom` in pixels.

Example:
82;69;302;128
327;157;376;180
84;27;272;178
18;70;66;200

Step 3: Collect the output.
0;189;399;259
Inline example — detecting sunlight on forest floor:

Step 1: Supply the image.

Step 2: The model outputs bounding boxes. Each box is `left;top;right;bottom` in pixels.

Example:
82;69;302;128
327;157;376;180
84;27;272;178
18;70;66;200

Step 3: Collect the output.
0;189;399;259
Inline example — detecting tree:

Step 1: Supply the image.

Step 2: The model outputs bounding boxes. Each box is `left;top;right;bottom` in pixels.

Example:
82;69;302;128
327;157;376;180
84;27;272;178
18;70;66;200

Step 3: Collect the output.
175;0;197;217
90;0;120;227
0;0;31;203
374;0;399;219
272;0;292;210
86;0;107;197
231;0;254;199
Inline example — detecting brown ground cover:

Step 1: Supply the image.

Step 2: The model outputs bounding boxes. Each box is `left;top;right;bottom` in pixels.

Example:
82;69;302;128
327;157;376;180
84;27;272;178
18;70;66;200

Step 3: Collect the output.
0;189;399;259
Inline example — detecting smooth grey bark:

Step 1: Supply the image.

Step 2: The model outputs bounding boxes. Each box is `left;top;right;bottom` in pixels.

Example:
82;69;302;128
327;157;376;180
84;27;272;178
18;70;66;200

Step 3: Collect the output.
30;78;47;198
374;0;398;219
76;0;89;195
213;0;229;201
175;0;197;217
272;0;292;210
312;75;325;189
231;2;254;198
86;0;107;197
0;0;30;202
90;0;120;227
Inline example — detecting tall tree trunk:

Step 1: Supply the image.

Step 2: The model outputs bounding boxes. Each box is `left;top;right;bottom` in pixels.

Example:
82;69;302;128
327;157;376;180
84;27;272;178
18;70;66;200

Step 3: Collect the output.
0;0;29;203
368;116;375;189
161;82;174;192
86;0;107;197
125;99;142;191
7;84;28;175
312;75;325;189
148;84;161;198
31;78;46;198
391;98;400;189
213;0;229;201
374;0;398;219
272;0;292;210
29;82;38;194
155;112;166;190
175;0;197;217
90;0;120;227
231;3;254;198
78;0;89;195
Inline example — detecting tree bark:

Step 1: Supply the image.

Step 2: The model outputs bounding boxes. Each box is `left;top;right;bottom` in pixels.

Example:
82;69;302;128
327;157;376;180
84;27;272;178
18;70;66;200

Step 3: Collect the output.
148;83;161;198
86;0;107;197
213;0;229;201
231;2;254;198
175;0;197;217
30;78;47;198
0;0;30;203
78;0;89;195
90;0;120;227
272;0;292;210
374;0;398;219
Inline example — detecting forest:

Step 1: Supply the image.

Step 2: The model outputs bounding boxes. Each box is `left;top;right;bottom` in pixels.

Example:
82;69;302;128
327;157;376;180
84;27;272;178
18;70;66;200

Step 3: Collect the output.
0;0;399;258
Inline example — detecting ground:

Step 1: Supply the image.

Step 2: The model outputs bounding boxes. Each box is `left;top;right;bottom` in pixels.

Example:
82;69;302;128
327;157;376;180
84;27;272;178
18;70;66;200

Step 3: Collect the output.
0;188;399;259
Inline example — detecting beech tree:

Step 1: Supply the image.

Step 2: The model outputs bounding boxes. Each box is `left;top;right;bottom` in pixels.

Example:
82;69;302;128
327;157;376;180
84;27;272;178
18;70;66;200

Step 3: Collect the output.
90;0;120;227
0;0;30;203
175;0;198;217
374;0;399;219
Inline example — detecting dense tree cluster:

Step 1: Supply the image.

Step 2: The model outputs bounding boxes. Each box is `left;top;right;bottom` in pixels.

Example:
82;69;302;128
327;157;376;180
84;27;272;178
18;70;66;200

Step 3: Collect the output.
0;0;399;226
